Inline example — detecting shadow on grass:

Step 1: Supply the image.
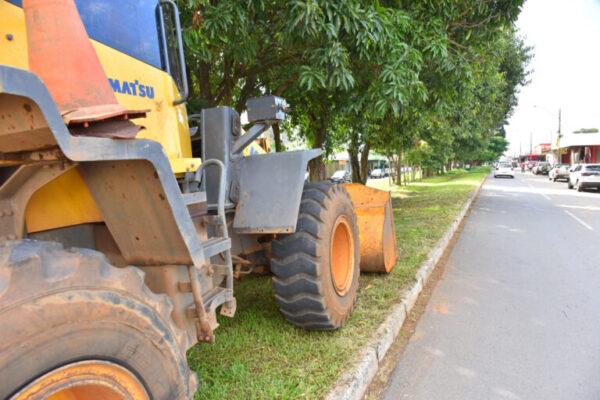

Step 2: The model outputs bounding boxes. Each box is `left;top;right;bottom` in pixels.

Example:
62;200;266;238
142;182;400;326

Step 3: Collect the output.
188;169;488;399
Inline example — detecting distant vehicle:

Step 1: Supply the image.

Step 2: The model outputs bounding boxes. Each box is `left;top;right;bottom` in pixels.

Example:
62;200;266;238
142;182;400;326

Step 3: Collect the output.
330;169;351;183
549;164;570;182
370;168;385;178
567;164;600;191
493;162;515;178
533;162;550;175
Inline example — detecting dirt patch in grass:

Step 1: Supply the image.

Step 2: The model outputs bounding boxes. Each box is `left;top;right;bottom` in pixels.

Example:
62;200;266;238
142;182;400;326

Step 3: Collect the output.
187;168;489;400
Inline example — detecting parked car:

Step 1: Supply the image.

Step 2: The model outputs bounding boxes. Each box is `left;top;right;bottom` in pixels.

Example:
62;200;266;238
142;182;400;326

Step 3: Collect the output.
370;168;385;178
330;169;351;183
493;162;515;178
567;164;600;191
533;162;550;175
548;164;570;182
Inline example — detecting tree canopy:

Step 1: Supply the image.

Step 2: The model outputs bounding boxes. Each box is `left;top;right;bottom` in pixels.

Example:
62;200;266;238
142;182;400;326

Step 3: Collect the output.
177;0;532;181
574;128;599;134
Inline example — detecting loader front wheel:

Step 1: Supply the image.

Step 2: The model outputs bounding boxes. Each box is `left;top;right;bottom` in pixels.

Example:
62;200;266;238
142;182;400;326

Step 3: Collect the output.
0;240;198;400
271;183;360;330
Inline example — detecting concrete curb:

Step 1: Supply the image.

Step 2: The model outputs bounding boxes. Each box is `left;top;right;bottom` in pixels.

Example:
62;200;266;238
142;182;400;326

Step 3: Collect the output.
325;174;488;400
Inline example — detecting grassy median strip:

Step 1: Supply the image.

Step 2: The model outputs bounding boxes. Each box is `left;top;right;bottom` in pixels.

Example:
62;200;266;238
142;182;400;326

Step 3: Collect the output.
188;167;489;399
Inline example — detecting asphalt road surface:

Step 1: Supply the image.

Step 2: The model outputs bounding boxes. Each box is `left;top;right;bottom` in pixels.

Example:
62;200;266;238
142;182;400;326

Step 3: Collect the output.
380;170;600;400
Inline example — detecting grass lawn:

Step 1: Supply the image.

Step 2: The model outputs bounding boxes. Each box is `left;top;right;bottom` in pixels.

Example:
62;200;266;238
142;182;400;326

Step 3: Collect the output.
188;167;490;399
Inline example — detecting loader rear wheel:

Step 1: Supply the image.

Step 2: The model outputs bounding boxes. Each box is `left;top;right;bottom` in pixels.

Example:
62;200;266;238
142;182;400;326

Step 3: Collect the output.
271;182;360;330
0;240;198;400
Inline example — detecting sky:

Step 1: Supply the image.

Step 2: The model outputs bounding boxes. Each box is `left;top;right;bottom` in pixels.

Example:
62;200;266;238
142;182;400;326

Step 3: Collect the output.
505;0;600;156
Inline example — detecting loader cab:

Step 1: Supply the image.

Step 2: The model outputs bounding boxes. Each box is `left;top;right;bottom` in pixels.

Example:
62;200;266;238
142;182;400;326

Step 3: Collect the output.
1;0;195;172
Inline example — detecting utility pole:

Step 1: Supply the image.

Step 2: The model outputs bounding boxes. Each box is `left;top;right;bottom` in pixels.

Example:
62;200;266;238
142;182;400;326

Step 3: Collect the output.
557;108;562;163
533;105;562;164
530;131;532;156
558;108;561;135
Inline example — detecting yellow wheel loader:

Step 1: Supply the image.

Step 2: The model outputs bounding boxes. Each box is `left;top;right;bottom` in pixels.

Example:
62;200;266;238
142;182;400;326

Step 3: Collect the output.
0;0;398;398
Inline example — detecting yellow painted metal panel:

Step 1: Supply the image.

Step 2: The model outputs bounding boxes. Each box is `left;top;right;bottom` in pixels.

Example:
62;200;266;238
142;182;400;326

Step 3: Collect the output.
1;5;193;167
26;169;103;233
4;6;199;232
0;2;28;70
91;41;192;162
243;140;267;156
170;157;202;174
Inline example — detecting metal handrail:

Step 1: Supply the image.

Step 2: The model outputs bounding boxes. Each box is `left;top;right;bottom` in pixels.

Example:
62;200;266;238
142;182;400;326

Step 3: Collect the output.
159;0;189;105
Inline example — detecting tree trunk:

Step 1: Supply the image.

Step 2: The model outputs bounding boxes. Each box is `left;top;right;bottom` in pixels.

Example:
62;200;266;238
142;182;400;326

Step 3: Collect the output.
359;141;370;185
397;149;403;186
387;155;395;185
309;111;327;182
348;148;361;183
234;75;258;114
273;123;282;152
309;156;323;182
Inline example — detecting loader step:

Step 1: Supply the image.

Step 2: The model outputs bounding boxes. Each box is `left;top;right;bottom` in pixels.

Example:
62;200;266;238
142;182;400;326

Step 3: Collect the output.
202;287;234;310
185;287;235;320
203;237;231;259
182;191;207;206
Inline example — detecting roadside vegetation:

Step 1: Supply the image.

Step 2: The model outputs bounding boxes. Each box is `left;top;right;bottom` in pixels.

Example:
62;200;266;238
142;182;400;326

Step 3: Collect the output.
177;1;531;182
188;167;489;399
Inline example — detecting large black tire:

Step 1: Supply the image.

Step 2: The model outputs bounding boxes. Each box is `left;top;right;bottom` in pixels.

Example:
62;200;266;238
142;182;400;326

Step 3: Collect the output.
271;182;360;330
0;240;198;400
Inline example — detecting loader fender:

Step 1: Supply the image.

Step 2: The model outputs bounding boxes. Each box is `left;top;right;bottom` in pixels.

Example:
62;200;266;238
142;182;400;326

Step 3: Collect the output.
0;65;207;267
232;149;322;234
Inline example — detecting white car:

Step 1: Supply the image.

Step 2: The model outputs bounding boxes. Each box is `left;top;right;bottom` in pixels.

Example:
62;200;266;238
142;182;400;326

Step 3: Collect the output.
567;164;600;191
493;162;515;178
330;170;351;183
370;168;385;178
548;163;570;182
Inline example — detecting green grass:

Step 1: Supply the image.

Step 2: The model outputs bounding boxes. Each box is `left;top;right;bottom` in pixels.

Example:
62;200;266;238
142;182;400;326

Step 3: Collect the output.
188;167;489;399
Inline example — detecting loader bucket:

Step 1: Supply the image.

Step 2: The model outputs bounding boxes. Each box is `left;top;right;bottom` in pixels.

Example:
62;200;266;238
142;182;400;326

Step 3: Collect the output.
342;184;398;273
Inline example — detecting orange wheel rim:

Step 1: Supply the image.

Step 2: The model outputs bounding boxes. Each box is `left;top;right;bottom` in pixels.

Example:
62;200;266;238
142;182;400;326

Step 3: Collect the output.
330;216;354;296
11;360;149;400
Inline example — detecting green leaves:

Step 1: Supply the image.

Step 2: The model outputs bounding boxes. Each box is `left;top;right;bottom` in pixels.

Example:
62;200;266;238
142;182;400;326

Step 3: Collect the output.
177;0;529;172
298;66;326;91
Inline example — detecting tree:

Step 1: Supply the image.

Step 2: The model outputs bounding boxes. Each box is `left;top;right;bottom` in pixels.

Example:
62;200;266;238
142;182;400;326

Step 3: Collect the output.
177;0;531;180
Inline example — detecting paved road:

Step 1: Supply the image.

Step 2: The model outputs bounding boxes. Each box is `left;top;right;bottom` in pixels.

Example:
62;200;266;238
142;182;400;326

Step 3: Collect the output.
380;171;600;400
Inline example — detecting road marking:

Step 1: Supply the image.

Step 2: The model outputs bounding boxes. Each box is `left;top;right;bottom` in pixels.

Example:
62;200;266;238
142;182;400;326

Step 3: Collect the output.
559;204;600;211
558;204;600;211
527;183;552;201
564;210;594;231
